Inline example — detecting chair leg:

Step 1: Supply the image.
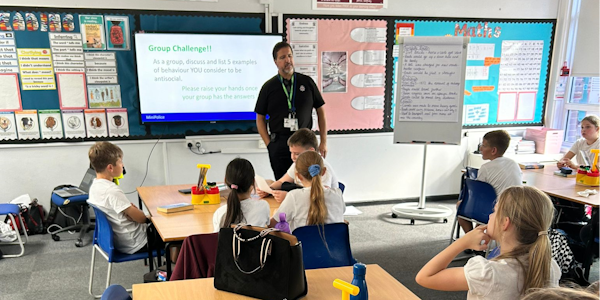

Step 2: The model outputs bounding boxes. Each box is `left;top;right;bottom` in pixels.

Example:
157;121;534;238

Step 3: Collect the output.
449;214;459;245
106;262;113;290
89;246;98;298
3;214;25;258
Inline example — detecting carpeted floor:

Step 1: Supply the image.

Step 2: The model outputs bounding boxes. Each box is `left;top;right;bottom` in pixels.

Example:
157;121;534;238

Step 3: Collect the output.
0;199;597;299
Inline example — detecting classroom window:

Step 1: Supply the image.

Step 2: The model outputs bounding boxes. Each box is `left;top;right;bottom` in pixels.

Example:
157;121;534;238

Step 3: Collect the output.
561;77;600;145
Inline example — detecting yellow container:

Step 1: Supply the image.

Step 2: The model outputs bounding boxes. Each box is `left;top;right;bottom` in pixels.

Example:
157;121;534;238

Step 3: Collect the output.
191;185;221;205
576;170;600;187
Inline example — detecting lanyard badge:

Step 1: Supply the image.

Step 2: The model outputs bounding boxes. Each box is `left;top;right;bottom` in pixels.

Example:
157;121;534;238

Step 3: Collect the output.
280;74;298;131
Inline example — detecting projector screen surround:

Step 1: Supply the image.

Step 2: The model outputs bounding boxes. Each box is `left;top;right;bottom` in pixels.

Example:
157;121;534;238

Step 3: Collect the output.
134;33;282;123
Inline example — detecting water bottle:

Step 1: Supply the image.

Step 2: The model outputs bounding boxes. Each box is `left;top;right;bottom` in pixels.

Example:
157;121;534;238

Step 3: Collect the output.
350;263;368;300
274;213;291;234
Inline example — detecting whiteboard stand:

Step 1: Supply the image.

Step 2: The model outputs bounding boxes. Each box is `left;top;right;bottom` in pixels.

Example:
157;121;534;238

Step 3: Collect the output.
391;143;453;224
391;36;469;225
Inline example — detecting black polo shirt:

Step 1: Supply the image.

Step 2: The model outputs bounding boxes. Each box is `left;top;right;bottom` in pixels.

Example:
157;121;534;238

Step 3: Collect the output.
254;72;325;135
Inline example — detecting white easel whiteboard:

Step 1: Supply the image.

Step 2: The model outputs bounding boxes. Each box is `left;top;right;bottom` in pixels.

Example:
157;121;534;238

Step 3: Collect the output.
393;36;469;145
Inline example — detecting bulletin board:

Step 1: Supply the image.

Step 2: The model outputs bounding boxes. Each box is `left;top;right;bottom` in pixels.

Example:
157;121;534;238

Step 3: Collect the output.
391;19;555;128
284;15;389;133
0;7;265;142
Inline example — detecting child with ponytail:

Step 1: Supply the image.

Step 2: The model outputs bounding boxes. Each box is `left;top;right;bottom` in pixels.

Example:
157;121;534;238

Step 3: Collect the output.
212;158;270;230
269;151;345;232
416;186;561;299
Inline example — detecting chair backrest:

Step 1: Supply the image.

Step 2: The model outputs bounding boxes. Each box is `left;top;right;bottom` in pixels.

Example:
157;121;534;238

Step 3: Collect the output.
90;205;117;261
292;223;356;270
458;178;497;224
338;182;345;193
101;284;131;300
465;167;479;179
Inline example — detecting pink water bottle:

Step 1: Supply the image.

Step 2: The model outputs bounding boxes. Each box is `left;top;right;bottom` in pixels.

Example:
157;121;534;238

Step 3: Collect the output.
275;213;290;234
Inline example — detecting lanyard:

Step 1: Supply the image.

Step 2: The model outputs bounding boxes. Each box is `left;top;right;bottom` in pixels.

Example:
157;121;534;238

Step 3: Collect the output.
278;73;296;113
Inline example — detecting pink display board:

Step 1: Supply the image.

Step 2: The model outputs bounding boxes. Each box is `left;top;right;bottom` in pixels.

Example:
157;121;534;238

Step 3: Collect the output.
287;18;387;131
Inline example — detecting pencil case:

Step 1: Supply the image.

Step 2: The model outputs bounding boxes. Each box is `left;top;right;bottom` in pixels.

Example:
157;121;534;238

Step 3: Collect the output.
191;185;221;205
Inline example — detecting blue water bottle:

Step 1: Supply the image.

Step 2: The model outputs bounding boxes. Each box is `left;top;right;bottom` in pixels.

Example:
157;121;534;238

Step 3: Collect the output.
350;263;368;300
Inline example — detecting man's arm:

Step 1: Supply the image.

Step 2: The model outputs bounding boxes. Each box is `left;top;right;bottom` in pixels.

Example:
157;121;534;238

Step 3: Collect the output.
123;204;148;223
256;114;270;146
316;106;327;158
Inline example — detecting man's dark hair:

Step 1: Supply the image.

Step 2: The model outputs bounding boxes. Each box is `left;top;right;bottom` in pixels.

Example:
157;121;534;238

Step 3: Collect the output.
272;41;292;60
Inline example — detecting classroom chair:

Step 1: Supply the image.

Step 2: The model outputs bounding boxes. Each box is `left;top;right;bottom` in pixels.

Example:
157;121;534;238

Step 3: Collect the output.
292;223;357;270
338;182;345;193
88;205;162;298
100;284;131;300
170;233;219;281
449;178;496;245
49;193;92;247
0;203;28;257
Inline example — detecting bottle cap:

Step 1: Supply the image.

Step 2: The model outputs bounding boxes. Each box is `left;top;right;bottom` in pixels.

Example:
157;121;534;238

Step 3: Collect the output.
279;212;287;222
353;263;366;275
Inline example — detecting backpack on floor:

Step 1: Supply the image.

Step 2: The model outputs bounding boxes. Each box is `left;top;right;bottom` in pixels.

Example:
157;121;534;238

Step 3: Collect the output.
4;205;30;235
27;199;46;235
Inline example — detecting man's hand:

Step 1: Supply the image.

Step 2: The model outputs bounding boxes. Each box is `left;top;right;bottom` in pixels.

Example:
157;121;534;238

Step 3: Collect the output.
271;190;288;203
319;142;327;158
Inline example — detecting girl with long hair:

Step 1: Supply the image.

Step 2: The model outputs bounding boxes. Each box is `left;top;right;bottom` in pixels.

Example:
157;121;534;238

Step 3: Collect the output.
416;186;561;299
212;158;270;230
269;151;344;232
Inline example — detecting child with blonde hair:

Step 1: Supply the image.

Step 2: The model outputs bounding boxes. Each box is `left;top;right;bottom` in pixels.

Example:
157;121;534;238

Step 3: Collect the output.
269;151;344;232
417;186;561;299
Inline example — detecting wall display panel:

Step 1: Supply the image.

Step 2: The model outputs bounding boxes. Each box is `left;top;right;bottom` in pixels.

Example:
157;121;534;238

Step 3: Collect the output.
285;17;388;132
0;7;265;142
390;19;554;127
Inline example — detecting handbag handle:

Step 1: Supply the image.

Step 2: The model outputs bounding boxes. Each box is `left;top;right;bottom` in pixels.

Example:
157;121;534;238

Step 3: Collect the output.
231;224;279;274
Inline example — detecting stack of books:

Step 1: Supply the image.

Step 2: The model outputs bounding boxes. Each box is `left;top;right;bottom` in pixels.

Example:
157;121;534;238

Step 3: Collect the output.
508;134;523;154
518;162;545;169
157;202;193;213
515;139;536;154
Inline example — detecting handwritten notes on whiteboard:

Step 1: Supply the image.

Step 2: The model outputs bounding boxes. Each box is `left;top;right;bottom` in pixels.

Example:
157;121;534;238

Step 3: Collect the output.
398;37;464;122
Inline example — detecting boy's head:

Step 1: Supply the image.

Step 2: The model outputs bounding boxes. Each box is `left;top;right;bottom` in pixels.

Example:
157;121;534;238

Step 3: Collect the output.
287;128;318;162
481;130;510;160
89;141;123;175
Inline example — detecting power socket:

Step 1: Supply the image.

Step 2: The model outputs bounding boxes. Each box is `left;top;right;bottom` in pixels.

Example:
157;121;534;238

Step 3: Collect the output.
184;139;202;150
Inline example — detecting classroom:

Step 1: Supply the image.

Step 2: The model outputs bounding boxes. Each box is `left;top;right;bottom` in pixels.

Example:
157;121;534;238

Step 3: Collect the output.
0;0;598;299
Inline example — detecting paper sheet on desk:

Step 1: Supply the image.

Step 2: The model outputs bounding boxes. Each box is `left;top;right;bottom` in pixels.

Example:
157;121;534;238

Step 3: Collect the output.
255;175;273;194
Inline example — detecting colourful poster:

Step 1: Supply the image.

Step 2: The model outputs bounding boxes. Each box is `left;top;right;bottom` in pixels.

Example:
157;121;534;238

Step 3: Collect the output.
79;15;106;50
287;18;387;131
17;48;56;90
84;109;108;137
106;108;129;137
38;109;64;139
87;85;122;108
15;109;40;140
105;16;130;50
61;109;85;138
0;112;18;140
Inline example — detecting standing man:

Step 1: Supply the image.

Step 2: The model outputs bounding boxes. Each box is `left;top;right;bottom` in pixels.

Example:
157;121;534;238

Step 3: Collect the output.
255;42;328;179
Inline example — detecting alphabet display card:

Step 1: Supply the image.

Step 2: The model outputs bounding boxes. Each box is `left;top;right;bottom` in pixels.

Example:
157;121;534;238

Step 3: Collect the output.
38;109;64;139
106;108;129;137
14;109;40;140
84;108;107;137
0;112;18;140
61;109;85;138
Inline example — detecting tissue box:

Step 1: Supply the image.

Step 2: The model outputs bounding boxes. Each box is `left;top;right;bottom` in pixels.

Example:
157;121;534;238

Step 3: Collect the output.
524;128;564;154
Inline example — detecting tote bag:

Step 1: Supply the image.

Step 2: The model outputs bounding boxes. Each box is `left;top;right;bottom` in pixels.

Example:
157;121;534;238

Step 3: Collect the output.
214;225;307;300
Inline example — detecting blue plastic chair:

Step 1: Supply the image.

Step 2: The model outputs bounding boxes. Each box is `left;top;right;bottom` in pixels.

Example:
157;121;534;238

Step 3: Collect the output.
292;223;357;270
49;193;91;247
450;178;497;245
338;182;345;193
0;203;28;257
88;205;161;298
101;284;131;300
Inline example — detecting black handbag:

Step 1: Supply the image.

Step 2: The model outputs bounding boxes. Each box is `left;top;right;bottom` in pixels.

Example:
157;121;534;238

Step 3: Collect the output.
214;225;308;300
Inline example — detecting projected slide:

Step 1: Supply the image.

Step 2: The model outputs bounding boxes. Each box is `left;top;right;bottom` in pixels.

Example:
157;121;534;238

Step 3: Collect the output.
135;33;281;122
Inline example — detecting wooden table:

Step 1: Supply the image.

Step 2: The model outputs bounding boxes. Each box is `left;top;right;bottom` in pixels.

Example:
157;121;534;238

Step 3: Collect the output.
132;264;420;300
137;184;281;277
523;167;599;280
137;184;281;242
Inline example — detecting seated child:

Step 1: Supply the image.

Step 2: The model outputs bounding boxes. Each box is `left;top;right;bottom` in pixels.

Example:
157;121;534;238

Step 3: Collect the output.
557;115;599;170
213;158;270;230
459;129;522;234
269;151;345;232
87;142;159;254
259;128;338;202
417;186;560;299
